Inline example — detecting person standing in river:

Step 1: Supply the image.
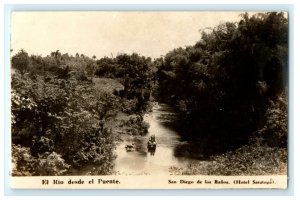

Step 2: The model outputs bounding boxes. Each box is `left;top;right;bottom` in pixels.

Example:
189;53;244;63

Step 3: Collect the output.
148;135;156;156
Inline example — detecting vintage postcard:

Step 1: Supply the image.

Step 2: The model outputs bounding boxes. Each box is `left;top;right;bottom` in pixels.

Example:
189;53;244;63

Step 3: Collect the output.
10;11;288;189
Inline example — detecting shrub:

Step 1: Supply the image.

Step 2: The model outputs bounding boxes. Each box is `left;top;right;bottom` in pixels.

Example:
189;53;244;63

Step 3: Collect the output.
36;152;70;176
121;99;139;114
254;92;288;147
31;136;55;156
12;144;70;176
12;144;36;176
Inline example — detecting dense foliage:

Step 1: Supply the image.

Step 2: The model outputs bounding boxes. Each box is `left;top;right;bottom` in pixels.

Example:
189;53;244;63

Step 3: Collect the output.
11;51;117;175
11;48;155;175
156;12;288;154
95;53;154;112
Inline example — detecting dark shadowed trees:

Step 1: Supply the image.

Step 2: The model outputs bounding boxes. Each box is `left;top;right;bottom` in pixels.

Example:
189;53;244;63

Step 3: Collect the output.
156;12;288;154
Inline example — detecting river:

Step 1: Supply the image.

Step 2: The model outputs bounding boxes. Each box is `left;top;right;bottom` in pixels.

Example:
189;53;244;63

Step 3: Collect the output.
114;102;199;175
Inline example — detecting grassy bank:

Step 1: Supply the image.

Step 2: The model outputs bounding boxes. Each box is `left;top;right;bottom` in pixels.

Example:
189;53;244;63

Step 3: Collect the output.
170;144;287;175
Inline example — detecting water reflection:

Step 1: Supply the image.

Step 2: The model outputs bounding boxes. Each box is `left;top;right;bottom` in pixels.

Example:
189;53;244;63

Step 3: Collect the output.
147;146;156;156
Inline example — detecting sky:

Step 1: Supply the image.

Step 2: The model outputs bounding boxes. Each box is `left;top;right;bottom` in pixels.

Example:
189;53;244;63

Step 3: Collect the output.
11;12;245;59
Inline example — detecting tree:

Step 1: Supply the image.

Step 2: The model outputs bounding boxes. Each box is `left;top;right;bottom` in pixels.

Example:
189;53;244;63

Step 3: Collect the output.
11;49;30;75
116;53;153;111
95;57;117;78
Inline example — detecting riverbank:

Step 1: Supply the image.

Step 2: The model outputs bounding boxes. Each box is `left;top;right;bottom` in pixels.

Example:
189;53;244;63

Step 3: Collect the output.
169;144;287;175
93;77;151;137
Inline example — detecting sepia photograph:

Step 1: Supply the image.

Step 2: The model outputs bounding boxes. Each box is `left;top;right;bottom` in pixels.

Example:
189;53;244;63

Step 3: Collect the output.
9;11;288;189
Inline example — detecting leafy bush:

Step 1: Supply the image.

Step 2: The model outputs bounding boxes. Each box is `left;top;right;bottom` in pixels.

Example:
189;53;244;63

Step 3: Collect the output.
121;99;139;114
12;144;36;176
69;128;116;167
31;136;54;156
36;152;70;176
253;92;288;147
12;144;70;176
118;114;149;135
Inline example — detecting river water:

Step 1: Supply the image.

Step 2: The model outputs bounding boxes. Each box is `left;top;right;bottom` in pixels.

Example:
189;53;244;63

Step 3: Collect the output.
114;102;198;175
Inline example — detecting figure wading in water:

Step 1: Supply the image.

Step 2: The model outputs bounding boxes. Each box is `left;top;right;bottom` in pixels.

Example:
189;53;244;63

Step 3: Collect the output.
147;135;156;156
